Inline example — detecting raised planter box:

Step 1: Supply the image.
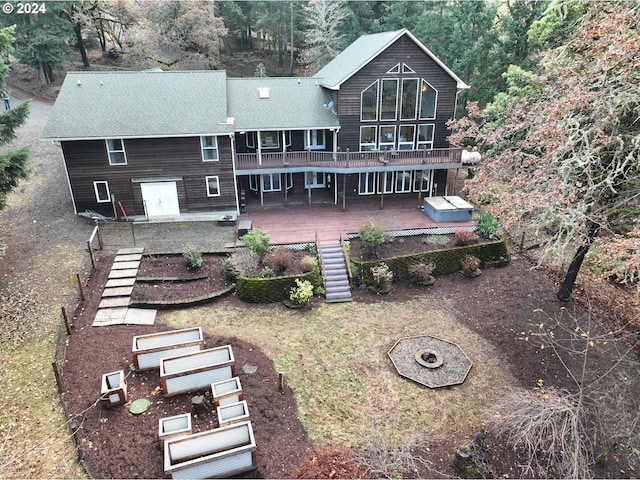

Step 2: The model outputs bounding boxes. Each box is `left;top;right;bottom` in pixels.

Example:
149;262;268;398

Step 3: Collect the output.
211;377;244;407
424;196;473;222
217;400;250;427
100;370;128;407
159;413;192;450
160;346;235;396
163;420;257;479
132;327;204;370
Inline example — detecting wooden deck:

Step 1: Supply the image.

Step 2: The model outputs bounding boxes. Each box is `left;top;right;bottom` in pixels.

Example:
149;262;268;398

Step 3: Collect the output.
236;197;476;245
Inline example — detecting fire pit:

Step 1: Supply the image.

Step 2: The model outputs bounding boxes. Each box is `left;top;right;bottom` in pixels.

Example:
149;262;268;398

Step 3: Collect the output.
388;335;472;388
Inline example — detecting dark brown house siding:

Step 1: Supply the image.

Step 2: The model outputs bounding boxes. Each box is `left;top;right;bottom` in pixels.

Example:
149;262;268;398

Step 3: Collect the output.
61;135;236;217
334;34;458;153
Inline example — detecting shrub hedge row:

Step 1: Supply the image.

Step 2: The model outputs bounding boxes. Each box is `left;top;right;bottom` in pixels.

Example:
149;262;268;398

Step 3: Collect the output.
236;269;321;303
351;239;510;285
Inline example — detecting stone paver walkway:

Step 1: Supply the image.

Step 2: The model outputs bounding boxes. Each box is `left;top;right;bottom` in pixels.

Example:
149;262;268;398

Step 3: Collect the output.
92;247;157;327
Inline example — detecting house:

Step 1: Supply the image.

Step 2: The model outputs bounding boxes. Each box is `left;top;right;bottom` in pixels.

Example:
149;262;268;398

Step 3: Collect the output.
42;29;469;221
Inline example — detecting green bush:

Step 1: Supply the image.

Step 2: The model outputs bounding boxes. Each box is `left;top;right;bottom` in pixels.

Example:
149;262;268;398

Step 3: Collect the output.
223;250;260;281
290;278;314;306
359;219;385;257
370;263;394;292
240;229;270;257
261;266;275;278
476;214;501;240
183;245;203;269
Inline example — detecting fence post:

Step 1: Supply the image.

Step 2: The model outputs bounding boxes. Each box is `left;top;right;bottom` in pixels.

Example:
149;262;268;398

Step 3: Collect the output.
94;219;104;250
52;361;63;393
61;306;72;334
76;273;86;300
87;240;96;269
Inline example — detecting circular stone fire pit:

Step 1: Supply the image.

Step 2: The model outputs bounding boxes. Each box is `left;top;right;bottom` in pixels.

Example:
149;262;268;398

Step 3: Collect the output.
388;336;472;388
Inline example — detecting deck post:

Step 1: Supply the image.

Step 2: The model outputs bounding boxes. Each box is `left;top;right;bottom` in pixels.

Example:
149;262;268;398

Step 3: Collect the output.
417;170;424;205
260;177;264;208
342;174;346;212
284;174;288;205
379;172;384;210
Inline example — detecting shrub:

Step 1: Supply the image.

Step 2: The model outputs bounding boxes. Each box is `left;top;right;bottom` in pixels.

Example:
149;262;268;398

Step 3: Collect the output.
454;229;477;246
301;255;318;273
267;248;295;275
476;214;501;240
289;278;314;306
183;245;203;269
408;261;436;284
461;254;481;277
370;263;394;292
223;250;260;280
359;219;385;257
260;266;275;278
240;229;270;257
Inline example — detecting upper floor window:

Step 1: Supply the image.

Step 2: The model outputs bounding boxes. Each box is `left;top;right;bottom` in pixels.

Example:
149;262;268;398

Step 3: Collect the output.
205;176;220;197
418;124;435;149
260;131;280;149
361;81;378;121
401;79;418;120
420;80;437;119
201;136;219;161
304;129;326;150
380;79;398;120
106;139;126;165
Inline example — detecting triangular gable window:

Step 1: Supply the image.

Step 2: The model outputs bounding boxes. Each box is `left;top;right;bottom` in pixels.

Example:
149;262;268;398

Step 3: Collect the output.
387;63;400;74
402;63;415;73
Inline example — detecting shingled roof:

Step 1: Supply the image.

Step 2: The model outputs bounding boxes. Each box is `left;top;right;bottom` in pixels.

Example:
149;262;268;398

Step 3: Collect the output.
314;28;469;90
42;70;232;140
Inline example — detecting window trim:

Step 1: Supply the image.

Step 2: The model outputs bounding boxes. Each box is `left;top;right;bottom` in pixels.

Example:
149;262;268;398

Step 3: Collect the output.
304;171;326;189
360;126;378;151
304;129;326;150
106;138;127;165
261;173;281;192
360;80;379;122
379;125;396;150
380;78;399;121
260;131;280;149
358;172;376;195
400;78;419;121
201;136;219;162
418;124;435;150
419;80;438;120
205;176;220;197
93;181;111;203
398;125;416;150
395;170;413;193
377;171;394;194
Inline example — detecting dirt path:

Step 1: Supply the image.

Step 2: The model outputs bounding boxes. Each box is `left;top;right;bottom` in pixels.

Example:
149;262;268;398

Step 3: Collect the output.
0;90;93;478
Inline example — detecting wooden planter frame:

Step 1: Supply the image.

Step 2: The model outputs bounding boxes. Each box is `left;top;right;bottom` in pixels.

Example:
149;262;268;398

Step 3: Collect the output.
216;400;250;427
160;345;235;396
100;370;128;407
211;377;244;407
132;327;204;370
158;413;193;450
163;420;257;479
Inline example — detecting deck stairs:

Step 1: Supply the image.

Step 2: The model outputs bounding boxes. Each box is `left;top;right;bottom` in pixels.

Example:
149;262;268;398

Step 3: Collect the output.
317;240;352;303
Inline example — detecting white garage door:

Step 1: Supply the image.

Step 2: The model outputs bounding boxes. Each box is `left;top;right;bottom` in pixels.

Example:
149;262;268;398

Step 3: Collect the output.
141;182;180;219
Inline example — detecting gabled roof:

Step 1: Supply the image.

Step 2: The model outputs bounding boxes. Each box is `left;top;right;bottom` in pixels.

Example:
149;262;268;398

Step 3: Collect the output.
227;77;340;131
313;28;470;91
42;70;233;140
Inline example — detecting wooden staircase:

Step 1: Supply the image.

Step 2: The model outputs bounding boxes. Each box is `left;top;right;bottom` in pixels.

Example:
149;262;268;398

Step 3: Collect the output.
317;241;352;303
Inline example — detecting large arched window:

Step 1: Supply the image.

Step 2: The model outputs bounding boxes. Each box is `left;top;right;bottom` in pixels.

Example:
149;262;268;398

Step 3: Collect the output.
420;80;437;119
361;81;378;121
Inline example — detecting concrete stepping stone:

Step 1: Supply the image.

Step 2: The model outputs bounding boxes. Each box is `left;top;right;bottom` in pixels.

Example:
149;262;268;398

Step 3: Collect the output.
99;296;130;309
115;253;143;262
102;286;134;298
105;277;136;288
108;269;138;279
117;247;144;255
124;308;157;326
93;307;128;326
111;261;140;270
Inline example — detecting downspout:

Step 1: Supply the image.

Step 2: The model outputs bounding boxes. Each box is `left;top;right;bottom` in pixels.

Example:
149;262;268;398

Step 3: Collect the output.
257;131;264;207
230;134;240;215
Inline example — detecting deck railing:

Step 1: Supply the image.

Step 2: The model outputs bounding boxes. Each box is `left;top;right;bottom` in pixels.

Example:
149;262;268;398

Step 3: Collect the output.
235;148;462;171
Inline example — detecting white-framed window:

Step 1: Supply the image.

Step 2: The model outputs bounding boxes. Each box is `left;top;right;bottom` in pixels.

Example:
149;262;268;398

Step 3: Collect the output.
93;181;111;203
260;131;280;149
377;171;394;194
206;176;220;197
106;139;126;165
304;171;325;189
402;63;415;73
413;170;432;193
358;172;376;195
398;125;415;150
304;129;326;150
380;79;398;121
361;80;379;121
419;80;437;119
245;132;256;149
418;124;435;150
379;125;396;151
387;63;400;74
262;173;281;192
395;171;413;193
400;78;418;120
360;126;377;151
201;136;219;161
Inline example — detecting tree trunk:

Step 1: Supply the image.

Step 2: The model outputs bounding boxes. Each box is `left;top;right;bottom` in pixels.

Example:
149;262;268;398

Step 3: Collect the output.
556;220;601;302
74;23;90;68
